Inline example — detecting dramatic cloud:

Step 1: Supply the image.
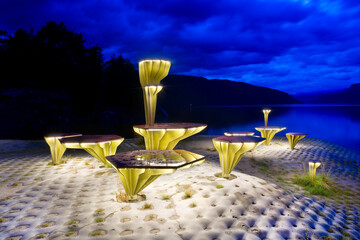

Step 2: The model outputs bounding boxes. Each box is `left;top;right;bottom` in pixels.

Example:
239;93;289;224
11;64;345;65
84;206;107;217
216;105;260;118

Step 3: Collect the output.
1;0;359;94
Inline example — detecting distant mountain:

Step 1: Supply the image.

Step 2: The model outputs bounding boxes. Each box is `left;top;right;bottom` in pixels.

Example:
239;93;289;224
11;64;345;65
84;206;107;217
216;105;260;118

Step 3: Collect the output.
158;75;301;110
311;83;360;104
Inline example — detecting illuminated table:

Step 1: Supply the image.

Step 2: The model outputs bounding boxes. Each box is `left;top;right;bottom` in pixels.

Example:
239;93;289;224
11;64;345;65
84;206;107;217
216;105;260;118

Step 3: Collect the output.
286;132;308;150
45;133;82;165
59;135;124;167
213;136;265;178
133;123;207;150
255;126;286;146
106;150;205;200
224;131;255;136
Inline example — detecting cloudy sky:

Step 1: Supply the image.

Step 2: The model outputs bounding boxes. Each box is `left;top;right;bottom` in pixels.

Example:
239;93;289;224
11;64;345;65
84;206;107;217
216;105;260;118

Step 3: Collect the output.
1;0;359;94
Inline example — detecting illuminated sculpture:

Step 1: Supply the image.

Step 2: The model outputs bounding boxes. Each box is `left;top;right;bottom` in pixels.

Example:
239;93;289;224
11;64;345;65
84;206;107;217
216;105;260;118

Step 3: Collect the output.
255;126;286;145
308;161;321;181
106;59;206;200
135;59;207;150
139;59;171;125
134;123;207;150
286;132;308;150
106;150;205;200
213;136;265;178
45;134;124;167
59;135;124;168
44;133;82;165
262;109;271;127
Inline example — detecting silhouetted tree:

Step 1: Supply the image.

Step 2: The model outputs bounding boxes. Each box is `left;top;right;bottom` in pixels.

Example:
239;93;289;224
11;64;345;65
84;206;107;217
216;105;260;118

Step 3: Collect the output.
103;55;142;112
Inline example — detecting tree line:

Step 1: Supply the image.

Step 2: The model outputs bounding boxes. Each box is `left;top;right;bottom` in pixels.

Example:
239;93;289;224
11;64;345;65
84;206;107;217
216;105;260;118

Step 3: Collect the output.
0;21;144;138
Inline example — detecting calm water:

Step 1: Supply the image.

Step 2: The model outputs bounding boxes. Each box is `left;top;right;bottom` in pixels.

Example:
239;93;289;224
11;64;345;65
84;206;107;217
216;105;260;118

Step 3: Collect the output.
182;105;360;152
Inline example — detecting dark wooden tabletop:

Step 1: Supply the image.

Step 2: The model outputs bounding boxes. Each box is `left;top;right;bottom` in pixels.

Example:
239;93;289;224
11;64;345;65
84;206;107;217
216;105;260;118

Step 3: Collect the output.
286;132;309;136
44;133;82;138
213;136;265;143
255;126;286;130
224;131;255;136
60;135;123;144
133;123;207;129
106;150;205;169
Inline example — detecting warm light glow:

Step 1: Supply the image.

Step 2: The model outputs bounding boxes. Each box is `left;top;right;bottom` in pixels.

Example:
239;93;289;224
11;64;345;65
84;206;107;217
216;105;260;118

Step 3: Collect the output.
139;59;171;87
286;132;308;150
139;59;170;125
212;136;265;178
134;125;207;150
262;109;271;127
308;161;321;181
255;127;286;146
106;149;205;200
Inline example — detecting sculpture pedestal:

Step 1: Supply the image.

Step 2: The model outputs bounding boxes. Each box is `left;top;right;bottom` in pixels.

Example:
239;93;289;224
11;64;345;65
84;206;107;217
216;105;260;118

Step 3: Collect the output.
255;126;286;146
133;123;207;150
106;150;205;200
286;132;308;150
44;133;82;164
59;135;124;167
213;136;265;178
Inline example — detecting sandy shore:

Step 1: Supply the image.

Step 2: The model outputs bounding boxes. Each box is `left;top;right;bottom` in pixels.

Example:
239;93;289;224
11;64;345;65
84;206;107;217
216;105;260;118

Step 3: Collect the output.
0;136;359;239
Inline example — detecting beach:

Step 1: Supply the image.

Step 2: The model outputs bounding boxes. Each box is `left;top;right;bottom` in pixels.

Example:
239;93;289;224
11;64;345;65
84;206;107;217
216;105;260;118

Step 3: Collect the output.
0;136;359;240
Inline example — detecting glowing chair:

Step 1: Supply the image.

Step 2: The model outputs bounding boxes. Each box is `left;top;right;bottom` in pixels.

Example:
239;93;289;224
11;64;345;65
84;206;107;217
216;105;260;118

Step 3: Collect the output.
134;123;207;150
286;132;308;150
59;135;124;167
262;109;271;127
139;59;171;125
106;149;205;201
44;133;82;165
255;126;286;146
308;161;321;181
213;136;265;178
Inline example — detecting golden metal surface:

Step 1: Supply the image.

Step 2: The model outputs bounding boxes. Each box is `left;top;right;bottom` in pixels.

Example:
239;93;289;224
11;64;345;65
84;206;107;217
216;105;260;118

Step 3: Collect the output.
213;137;265;178
133;125;207;150
107;150;205;200
286;133;308;150
309;161;321;181
255;127;286;146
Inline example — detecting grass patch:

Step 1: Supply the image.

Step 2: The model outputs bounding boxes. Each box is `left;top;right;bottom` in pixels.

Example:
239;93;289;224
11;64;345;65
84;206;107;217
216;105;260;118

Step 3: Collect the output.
292;173;338;197
184;190;195;199
142;202;153;209
67;220;78;225
161;195;171;200
216;185;224;189
95;218;104;223
36;234;47;239
189;202;197;208
66;231;76;237
95;208;104;213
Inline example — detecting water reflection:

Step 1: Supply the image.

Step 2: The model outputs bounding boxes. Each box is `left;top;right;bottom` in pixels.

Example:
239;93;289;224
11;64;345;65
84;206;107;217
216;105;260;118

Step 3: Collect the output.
173;105;360;152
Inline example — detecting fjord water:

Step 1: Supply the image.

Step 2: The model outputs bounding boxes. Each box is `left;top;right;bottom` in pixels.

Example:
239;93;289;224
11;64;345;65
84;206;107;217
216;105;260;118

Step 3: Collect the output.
186;105;360;152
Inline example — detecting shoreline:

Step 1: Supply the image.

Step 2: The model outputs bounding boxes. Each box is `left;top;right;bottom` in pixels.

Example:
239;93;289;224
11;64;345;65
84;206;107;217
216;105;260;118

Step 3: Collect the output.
0;136;359;239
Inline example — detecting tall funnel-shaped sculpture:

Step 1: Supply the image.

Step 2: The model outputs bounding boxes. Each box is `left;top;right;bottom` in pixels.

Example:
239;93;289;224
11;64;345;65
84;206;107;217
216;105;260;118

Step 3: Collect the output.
263;109;271;127
139;59;171;125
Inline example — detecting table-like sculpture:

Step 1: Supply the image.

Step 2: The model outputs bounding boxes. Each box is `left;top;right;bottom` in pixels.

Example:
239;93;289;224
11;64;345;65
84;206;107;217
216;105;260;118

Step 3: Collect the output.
106;150;205;200
224;131;255;136
286;132;308;150
59;135;124;167
213;136;265;178
134;123;207;150
45;133;82;164
255;126;286;146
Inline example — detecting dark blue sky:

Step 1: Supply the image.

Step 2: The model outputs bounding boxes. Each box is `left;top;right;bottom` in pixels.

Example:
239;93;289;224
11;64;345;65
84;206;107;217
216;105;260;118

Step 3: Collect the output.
1;0;359;94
